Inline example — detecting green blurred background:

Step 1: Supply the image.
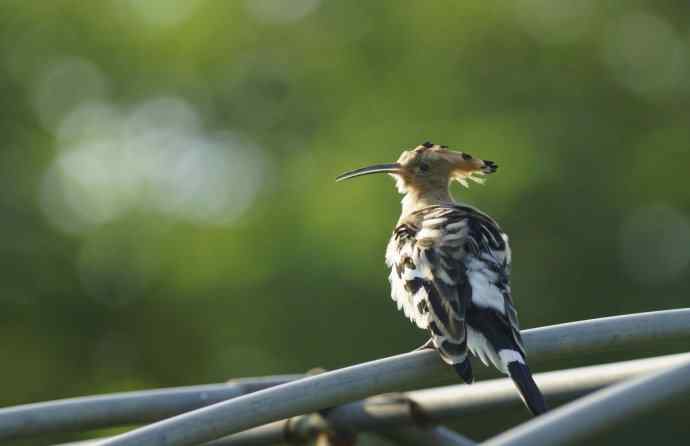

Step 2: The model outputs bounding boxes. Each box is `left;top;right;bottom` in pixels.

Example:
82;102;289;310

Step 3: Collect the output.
1;1;689;444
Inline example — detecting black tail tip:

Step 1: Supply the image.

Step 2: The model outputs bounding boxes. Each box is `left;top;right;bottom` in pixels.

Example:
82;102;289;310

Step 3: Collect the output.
508;362;548;416
527;397;548;416
453;359;474;384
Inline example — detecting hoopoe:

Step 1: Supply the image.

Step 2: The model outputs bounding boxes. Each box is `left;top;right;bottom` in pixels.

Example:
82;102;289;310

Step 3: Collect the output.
336;142;547;416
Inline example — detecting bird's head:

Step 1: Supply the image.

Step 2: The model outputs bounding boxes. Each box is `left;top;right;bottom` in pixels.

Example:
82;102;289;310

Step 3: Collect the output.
336;141;497;194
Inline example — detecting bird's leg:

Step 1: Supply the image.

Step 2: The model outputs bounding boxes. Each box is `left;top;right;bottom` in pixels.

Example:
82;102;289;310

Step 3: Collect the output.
414;338;435;351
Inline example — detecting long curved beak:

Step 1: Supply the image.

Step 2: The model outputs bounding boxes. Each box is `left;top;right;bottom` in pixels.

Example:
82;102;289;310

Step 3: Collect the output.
335;163;402;182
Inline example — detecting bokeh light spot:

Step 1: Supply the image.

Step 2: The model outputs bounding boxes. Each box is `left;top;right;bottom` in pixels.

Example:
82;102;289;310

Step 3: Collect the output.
39;97;267;233
514;0;597;45
619;204;690;284
602;12;689;100
31;57;109;130
246;0;321;24
124;0;202;28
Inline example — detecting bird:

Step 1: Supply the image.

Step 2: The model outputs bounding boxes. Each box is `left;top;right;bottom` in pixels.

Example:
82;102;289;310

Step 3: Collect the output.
336;141;547;416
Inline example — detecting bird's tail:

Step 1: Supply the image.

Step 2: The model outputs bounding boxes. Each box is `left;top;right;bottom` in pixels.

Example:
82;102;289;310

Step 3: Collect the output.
452;358;474;384
507;361;547;416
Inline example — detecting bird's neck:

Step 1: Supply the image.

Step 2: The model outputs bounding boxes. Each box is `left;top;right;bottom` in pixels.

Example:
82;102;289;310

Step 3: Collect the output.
400;185;455;218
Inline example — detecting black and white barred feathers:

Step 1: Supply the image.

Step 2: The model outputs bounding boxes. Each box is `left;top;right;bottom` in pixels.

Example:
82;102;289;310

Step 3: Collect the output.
385;204;547;415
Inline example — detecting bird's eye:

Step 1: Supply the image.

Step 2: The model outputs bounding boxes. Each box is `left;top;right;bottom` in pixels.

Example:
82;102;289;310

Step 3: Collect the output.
419;163;430;173
462;153;473;161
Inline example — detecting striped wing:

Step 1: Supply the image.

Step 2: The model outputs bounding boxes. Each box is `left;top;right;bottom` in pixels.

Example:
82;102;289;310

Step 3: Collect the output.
387;205;543;411
460;206;525;368
386;206;472;366
387;205;525;370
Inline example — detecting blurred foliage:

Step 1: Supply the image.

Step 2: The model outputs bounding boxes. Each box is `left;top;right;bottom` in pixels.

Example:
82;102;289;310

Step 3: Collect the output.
0;1;689;444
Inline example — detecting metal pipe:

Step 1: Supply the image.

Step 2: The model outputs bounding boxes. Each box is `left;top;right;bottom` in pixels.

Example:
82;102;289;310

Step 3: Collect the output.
96;309;690;446
198;352;690;445
0;376;301;441
56;352;690;446
380;427;476;446
482;358;690;446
